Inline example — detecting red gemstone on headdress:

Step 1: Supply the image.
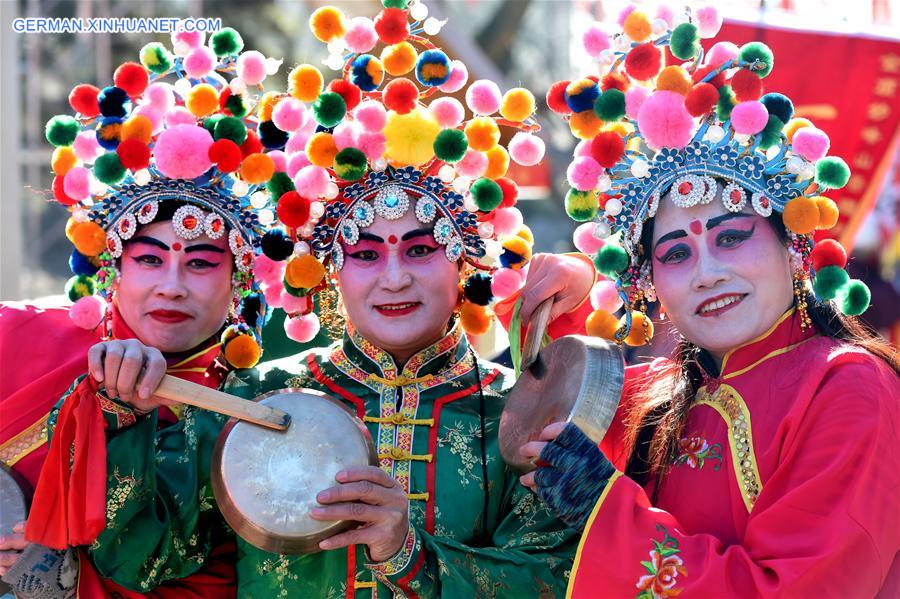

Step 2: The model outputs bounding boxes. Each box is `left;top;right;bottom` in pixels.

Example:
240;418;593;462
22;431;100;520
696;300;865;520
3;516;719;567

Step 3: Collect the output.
183;215;198;230
242;252;253;267
730;189;742;204
211;219;223;233
678;182;693;195
760;197;769;208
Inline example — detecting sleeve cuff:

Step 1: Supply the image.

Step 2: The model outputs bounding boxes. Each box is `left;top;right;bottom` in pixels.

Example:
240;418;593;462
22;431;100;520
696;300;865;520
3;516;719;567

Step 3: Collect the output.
365;524;420;580
97;388;142;431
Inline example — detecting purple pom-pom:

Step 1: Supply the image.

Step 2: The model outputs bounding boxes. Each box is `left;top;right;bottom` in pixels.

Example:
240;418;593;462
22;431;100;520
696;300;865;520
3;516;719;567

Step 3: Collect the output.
792;127;830;162
731;101;769;135
637;91;696;150
153;124;214;179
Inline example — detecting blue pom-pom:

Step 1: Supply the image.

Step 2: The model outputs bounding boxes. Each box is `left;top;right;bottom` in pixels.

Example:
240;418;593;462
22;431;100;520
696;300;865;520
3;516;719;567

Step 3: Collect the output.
97;86;131;118
463;272;494;306
349;55;383;93
95;117;124;150
416;50;452;87
760;93;793;123
564;79;600;113
258;120;289;149
261;229;294;261
69;250;99;276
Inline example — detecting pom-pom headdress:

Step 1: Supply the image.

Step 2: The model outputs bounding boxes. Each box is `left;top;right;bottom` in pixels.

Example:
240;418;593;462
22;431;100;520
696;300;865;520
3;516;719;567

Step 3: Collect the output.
48;27;286;366
549;5;867;345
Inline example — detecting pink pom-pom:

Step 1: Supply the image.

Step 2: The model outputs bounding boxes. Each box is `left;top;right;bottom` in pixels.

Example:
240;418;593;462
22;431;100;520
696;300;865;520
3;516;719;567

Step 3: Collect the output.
655;5;675;27
465;80;502;116
617;5;637;26
637;91;696;150
73;131;102;163
590;280;622;313
63;166;91;200
294;165;331;199
268;150;287;173
333;122;360;151
358;131;387;160
583;24;611;58
345;16;378;53
705;42;739;68
284;313;320;343
285;131;311;155
70;295;107;330
429;97;465;129
272;98;308;133
253;254;285;285
172;30;203;49
438;60;468;93
354;100;387;132
165;106;197;128
144;82;175;112
456;149;488;178
792;127;830;162
625;85;650;119
260;279;285;308
574;139;592;158
286;152;311;178
280;290;310;315
567;156;602;191
237;50;267;86
132;105;163;133
508;132;545;166
695;6;722;38
731;101;768;135
153;124;214;179
183;46;216;79
491;268;525;299
491;207;524;239
573;222;604;254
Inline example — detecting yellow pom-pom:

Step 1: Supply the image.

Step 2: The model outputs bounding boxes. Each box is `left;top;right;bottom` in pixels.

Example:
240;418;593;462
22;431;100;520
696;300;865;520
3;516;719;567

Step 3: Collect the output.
121;115;153;144
383;108;440;166
782;196;820;235
381;42;418;76
240;153;275;184
569;110;603;140
622;311;653;346
52;146;78;176
516;225;534;245
814;196;840;230
223;334;262;369
65;217;82;243
289;64;324;103
499;88;536;122
656;66;692;96
483;145;509;180
285;254;326;289
501;235;533;269
306;132;339;168
186;83;219;117
309;6;346;42
602;122;632;137
623;9;652;42
464;117;501;153
586;309;619;341
460;301;493;336
257;92;282;122
72;221;106;256
784;117;813;143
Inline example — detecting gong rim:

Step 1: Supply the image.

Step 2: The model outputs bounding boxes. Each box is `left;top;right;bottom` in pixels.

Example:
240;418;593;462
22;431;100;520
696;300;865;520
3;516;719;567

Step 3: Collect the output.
211;388;377;555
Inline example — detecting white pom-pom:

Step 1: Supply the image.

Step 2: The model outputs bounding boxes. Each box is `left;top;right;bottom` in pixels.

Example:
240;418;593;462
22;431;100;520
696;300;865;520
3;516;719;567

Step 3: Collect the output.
410;2;429;21
423;17;446;35
483;239;502;259
324;54;344;71
173;78;192;98
605;198;623;216
258;209;275;226
310;202;325;219
250;191;269;209
72;207;91;223
651;18;668;35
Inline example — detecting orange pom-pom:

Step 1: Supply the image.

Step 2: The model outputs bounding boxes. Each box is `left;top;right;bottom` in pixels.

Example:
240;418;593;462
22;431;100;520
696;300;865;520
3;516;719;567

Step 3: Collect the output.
499;88;536;122
223;334;262;369
464;117;500;152
285;254;326;289
814;196;840;230
240;153;275;184
257;92;281;122
516;225;534;245
483;145;510;180
623;9;652;42
784;117;813;143
623;311;653;346
656;66;692;96
601;72;630;92
460;301;493;336
309;6;346;42
586;309;619;340
569;110;603;140
381;41;418;76
52;146;78;176
289;65;324;103
72;221;106;256
306;132;339;167
121;115;153;144
186;83;219;117
782;196;820;234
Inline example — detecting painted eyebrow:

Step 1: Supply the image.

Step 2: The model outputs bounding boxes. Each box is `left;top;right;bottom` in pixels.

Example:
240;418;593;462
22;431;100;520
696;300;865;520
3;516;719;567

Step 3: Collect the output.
706;213;754;229
401;228;434;242
655;230;687;247
358;231;385;243
129;236;169;251
185;243;226;254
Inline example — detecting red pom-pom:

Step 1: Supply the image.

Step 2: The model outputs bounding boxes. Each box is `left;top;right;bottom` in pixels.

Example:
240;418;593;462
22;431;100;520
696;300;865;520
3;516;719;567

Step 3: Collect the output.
730;68;763;102
209;138;243;172
684;83;719;117
116;138;151;170
113;62;150;98
52;175;78;206
811;239;847;271
327;79;362;111
546;80;572;114
601;72;630;93
382;78;419;114
374;8;410;44
240;129;264;157
590;131;625;168
625;43;663;81
69;84;101;117
495;177;519;208
276;191;311;228
691;64;725;88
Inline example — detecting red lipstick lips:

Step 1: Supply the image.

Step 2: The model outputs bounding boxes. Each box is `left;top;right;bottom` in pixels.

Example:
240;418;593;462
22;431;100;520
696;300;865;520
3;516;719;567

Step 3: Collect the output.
148;309;192;323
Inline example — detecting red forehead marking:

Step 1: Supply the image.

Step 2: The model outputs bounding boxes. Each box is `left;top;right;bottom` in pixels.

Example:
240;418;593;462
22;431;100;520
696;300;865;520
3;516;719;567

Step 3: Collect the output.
689;220;703;235
172;242;183;251
387;234;398;244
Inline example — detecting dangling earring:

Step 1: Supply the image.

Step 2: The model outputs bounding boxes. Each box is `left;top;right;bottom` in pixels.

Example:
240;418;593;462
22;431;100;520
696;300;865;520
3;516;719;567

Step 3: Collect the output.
789;234;812;331
318;270;346;340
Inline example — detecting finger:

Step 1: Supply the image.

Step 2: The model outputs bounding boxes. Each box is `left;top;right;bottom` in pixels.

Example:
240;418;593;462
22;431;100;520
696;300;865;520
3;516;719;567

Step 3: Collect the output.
137;350;168;402
519;440;549;459
0;550;22;567
520;274;559;325
335;466;398;488
88;344;107;383
0;533;26;551
539;421;568;441
519;471;537;489
318;525;378;552
309;502;387;523
115;343;147;404
103;344;125;399
316;480;396;506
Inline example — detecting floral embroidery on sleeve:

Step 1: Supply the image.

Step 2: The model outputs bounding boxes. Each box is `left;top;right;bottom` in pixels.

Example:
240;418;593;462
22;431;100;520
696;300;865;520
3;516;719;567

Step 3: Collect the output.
635;525;687;598
673;434;723;471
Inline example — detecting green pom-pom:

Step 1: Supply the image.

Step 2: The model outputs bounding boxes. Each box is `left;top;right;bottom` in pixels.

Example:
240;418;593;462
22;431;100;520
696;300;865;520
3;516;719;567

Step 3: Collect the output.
267;172;295;201
433;129;468;163
758;115;785;150
593;89;626;122
815;157;850;190
470;178;503;212
837;279;870;316
214;116;248;145
224;93;250;119
812;265;849;300
312;92;347;128
46;115;80;147
210;28;244;58
139;42;173;75
564;188;599;222
382;0;409;7
203;115;225;136
333;147;368;181
716;85;736;121
739;42;774;78
93;153;126;185
670;23;700;60
65;274;96;302
593;243;629;277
